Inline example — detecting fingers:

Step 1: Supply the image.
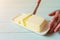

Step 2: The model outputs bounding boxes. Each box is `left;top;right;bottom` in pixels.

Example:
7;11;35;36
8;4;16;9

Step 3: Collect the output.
48;16;58;33
49;18;55;28
48;11;56;16
48;10;59;29
54;17;60;32
49;19;59;33
48;21;57;33
48;10;60;33
48;17;59;33
54;10;60;32
49;16;58;28
55;10;60;17
48;10;60;16
54;23;60;32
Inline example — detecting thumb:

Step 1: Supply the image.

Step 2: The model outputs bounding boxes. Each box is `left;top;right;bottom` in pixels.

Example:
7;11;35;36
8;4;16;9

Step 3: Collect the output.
48;11;56;16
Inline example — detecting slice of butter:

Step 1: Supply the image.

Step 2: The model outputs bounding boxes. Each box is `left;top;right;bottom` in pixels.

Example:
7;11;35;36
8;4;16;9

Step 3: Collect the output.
23;13;33;26
12;13;50;35
12;13;26;25
13;13;33;26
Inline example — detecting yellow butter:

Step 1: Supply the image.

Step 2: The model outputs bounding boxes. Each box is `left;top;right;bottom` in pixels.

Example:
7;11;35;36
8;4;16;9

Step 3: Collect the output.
25;15;48;32
23;13;33;26
12;13;49;34
12;14;26;25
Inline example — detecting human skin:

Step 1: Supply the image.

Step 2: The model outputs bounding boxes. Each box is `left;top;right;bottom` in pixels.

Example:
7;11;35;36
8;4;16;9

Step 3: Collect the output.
48;10;60;33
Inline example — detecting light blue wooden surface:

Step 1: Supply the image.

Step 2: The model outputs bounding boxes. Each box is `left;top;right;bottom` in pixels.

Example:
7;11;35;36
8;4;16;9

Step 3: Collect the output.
0;0;60;40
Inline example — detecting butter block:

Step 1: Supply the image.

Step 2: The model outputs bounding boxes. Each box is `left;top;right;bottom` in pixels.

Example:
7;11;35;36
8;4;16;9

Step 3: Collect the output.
12;13;50;35
25;15;48;32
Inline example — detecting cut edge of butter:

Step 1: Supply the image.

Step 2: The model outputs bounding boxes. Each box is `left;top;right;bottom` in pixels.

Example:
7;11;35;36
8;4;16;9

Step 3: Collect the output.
39;19;47;32
23;13;33;26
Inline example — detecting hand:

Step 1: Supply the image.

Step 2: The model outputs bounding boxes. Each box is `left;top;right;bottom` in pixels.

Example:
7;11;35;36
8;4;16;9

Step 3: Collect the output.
48;10;60;33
